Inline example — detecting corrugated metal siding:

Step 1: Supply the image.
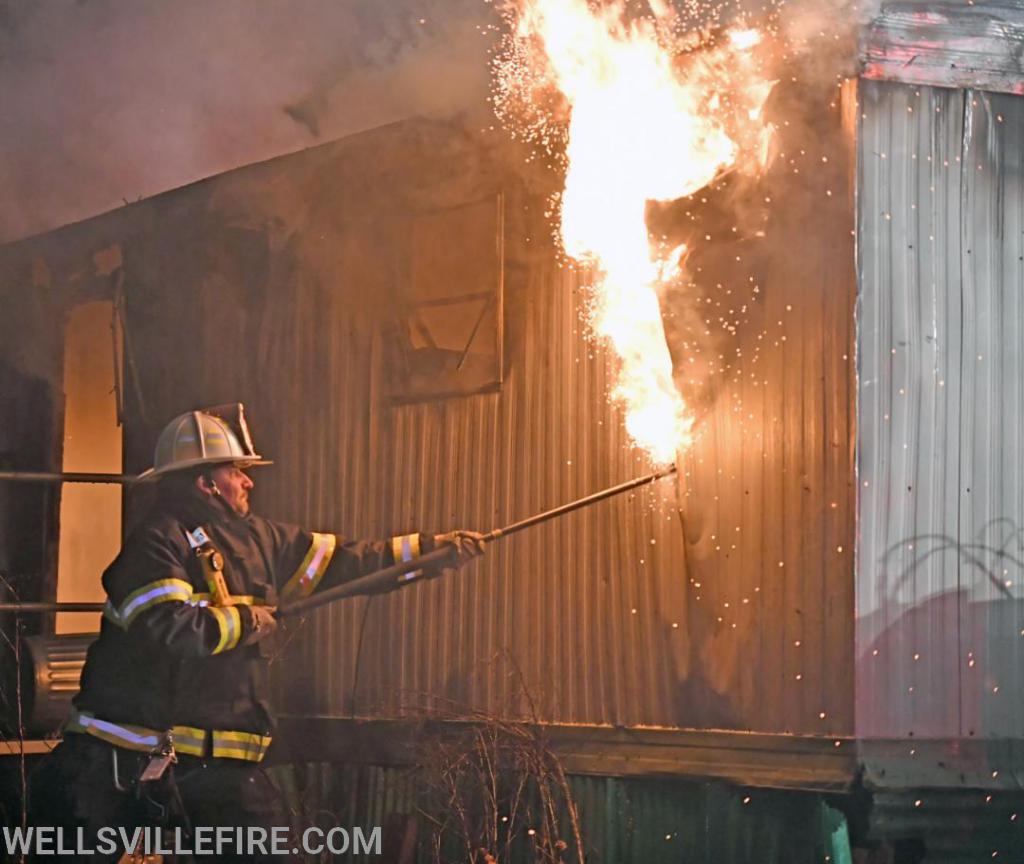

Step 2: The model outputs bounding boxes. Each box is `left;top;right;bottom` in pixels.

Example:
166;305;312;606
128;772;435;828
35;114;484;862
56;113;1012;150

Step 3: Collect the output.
857;79;966;738
869;789;1024;863
114;122;691;727
280;259;689;727
1;113;856;734
958;89;1024;739
669;88;858;735
857;78;1024;739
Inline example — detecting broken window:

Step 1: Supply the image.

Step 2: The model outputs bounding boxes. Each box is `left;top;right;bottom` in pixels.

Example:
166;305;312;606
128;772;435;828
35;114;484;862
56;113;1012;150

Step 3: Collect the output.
388;195;504;402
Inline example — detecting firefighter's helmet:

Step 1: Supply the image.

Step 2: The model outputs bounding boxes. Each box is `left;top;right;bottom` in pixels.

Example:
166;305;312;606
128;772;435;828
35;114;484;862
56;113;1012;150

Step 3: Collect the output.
138;403;272;481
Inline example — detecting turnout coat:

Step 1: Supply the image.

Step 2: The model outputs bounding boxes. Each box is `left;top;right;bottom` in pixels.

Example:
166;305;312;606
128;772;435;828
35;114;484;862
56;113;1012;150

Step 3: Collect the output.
69;493;432;763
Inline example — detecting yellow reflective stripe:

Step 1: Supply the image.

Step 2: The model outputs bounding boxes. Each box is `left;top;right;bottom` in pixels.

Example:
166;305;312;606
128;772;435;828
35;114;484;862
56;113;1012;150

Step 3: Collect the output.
86;727;146;752
65;709;162;753
170;725;208;757
211;731;273;762
391;533;423;580
119;578;194;627
193;593;260;606
106;591;262;631
66;710;271;762
209;606;229;653
223;606;242;650
281;533;337;601
209;605;242;654
390;533;421;564
211;745;264;761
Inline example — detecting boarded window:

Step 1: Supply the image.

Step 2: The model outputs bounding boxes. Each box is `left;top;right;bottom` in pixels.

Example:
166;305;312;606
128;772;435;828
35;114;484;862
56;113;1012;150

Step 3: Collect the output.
388;196;504;402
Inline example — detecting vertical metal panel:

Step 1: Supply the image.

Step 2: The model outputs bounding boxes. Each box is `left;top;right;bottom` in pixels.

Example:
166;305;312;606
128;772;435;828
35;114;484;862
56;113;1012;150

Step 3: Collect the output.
673;90;858;735
857;79;965;738
316;261;689;727
958;89;1024;739
858;79;1024;739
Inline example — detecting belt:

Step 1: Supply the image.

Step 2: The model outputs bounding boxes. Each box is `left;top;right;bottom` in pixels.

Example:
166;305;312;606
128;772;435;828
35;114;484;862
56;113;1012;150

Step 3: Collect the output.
65;709;272;763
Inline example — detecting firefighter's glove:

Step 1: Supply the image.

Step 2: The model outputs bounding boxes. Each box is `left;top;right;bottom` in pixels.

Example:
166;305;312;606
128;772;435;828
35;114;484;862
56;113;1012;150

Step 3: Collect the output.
241;605;278;646
433;530;487;568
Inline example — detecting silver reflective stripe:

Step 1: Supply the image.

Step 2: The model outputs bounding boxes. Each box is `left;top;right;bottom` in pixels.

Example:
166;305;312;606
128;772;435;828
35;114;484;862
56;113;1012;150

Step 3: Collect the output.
172;728;207;756
88;717;160;748
120;581;192;624
103;599;123;627
70;710;161;749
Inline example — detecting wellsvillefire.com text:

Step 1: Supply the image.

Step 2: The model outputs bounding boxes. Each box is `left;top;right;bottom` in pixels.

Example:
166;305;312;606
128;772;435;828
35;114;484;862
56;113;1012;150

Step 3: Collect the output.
3;825;382;857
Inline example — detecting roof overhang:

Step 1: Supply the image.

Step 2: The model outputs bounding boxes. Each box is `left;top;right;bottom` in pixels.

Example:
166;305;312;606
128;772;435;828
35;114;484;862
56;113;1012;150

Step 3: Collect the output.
862;1;1024;95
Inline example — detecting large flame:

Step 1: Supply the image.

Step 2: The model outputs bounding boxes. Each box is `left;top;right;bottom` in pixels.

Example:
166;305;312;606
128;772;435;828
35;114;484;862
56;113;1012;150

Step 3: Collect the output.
495;0;775;463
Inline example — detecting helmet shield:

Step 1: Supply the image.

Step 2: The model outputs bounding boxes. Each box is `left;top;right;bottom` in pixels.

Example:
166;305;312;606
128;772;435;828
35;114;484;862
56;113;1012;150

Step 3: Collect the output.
202;403;261;459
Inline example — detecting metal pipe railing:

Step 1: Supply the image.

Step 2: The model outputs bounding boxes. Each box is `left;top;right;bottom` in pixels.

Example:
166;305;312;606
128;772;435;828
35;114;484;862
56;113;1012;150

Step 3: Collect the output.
0;471;137;485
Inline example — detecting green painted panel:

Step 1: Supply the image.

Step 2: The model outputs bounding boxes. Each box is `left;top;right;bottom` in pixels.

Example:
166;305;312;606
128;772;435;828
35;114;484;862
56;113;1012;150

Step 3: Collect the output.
268;764;850;864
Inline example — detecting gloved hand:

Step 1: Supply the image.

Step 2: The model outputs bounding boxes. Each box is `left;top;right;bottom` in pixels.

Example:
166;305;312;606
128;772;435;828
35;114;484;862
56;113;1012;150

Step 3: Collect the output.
241;605;278;645
433;530;487;567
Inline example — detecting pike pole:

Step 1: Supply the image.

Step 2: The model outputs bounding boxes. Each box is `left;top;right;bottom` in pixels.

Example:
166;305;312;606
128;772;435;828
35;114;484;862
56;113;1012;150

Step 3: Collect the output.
276;463;677;618
0;465;678;617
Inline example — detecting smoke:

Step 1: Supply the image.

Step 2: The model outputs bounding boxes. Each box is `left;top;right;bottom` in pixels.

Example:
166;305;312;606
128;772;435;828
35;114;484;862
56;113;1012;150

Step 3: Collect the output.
775;0;881;79
648;0;874;424
0;0;498;243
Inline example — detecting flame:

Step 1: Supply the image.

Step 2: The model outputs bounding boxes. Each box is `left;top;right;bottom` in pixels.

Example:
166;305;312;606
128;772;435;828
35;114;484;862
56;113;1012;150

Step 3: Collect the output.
495;0;776;463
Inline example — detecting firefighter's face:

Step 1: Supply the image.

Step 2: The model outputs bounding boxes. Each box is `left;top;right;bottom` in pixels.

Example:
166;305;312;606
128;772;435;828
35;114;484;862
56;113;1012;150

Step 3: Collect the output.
202;464;254;516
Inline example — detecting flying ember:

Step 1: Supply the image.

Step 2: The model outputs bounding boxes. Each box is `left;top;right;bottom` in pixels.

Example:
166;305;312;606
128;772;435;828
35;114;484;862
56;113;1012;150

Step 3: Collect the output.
494;0;776;463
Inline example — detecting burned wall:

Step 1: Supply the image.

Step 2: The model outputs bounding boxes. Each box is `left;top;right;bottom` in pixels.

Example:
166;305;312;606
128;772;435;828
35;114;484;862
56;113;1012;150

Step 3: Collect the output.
0;110;857;733
652;77;859;735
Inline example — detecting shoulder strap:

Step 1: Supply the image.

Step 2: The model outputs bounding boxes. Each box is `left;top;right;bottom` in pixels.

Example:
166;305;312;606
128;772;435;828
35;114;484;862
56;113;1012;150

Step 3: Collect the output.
186;525;234;606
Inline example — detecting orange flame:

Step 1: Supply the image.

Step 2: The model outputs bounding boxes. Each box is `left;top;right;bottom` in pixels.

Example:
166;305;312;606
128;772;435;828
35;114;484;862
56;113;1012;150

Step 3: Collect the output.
495;0;775;463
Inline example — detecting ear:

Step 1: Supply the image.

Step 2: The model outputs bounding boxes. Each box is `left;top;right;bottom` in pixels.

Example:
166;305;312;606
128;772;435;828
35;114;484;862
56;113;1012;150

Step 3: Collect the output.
195;473;216;497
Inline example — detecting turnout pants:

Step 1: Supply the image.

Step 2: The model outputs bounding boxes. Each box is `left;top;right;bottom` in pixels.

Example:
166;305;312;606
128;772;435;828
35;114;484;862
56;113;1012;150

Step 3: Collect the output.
27;733;284;863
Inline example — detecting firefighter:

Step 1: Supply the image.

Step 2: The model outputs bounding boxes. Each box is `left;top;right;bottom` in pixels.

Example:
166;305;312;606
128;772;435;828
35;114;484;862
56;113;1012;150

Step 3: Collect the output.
28;404;484;862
